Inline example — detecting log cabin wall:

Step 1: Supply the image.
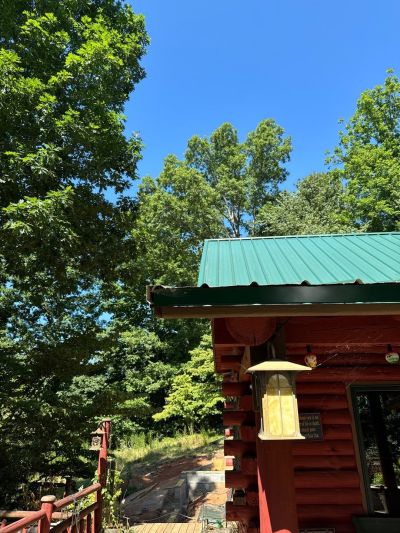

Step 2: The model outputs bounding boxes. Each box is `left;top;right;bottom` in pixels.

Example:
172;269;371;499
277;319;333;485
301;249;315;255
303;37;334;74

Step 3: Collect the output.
215;315;400;533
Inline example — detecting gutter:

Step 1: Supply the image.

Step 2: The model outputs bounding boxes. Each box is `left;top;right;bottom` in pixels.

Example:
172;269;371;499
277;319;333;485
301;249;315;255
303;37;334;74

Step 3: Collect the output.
147;283;400;319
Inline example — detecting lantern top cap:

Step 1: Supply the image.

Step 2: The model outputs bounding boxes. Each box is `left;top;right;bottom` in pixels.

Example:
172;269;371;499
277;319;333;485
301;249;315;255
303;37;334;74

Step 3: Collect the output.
247;359;311;373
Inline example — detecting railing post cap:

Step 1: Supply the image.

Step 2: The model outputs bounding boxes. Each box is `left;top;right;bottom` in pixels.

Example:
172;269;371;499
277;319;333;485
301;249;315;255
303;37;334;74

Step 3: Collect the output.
102;418;111;422
41;495;57;503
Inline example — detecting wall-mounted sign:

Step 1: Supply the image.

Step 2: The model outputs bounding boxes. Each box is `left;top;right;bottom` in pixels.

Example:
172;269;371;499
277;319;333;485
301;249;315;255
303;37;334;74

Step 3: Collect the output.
300;529;335;533
299;413;323;440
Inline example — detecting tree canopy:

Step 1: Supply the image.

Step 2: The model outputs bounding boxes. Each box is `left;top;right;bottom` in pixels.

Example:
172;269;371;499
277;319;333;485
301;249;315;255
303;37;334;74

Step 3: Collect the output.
332;71;400;231
0;0;148;505
258;172;351;236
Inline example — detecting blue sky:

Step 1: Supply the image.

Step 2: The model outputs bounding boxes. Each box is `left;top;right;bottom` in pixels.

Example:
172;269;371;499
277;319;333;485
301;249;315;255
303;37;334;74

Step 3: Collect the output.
126;0;400;190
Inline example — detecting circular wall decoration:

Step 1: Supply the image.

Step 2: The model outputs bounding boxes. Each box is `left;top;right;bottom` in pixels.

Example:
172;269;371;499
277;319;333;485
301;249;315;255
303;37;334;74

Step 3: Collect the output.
225;317;276;346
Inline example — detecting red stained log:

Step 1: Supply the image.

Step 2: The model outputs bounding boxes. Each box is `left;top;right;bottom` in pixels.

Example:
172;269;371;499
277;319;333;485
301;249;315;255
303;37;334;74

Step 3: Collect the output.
323;424;354;440
239;395;253;410
225;472;257;489
241;456;257;475
224;440;256;457
320;410;352;425
298;395;348;410
296;382;346;395
219;356;242;371
293;455;357;470
297;367;400;382
284;316;400;344
295;488;362;505
297;504;364;521
290;352;389;366
240;426;258;441
222;382;251;396
223;411;254;426
293;440;355;456
294;470;360;489
246;490;259;507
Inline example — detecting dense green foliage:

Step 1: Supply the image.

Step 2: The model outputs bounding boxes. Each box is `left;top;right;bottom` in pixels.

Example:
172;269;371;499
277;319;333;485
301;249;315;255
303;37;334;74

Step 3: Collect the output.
258;172;352;235
331;71;400;231
153;335;223;431
1;0;399;508
0;0;148;506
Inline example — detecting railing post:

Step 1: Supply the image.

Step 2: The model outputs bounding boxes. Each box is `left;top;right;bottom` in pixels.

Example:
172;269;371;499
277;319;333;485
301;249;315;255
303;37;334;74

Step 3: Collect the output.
38;495;56;533
94;419;111;533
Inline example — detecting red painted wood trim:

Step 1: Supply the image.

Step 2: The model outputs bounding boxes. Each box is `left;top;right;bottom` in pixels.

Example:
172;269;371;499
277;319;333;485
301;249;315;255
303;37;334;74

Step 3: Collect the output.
256;440;298;533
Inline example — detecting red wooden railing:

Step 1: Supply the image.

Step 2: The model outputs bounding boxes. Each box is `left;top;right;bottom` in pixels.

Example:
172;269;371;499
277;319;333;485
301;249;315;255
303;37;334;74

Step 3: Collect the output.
0;419;111;533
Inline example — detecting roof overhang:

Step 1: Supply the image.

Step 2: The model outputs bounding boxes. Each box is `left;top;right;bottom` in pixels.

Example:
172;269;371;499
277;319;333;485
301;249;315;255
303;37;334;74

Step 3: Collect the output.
147;283;400;318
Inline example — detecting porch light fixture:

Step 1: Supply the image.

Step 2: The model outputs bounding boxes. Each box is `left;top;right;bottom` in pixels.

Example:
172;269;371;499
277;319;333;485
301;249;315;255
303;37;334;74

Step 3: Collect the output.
247;359;311;440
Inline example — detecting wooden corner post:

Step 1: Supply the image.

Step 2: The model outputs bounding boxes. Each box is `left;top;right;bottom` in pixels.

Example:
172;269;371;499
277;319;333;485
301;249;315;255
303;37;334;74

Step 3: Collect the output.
252;327;299;533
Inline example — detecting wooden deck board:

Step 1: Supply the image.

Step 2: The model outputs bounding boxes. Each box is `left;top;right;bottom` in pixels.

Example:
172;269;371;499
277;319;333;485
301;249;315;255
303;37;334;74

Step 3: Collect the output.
132;523;201;533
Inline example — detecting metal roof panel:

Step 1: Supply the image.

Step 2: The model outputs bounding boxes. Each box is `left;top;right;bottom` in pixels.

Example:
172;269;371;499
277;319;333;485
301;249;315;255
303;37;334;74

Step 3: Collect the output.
197;233;400;287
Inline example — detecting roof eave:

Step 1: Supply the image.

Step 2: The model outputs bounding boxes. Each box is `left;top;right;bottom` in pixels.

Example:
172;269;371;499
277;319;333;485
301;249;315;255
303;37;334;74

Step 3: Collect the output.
147;283;400;319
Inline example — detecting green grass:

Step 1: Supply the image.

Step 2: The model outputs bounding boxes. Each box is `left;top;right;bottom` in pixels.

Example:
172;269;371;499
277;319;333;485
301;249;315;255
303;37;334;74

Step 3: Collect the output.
114;430;222;480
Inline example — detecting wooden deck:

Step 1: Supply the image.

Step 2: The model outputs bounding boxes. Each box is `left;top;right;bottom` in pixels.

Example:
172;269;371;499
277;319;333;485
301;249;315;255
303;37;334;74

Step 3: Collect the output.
132;523;202;533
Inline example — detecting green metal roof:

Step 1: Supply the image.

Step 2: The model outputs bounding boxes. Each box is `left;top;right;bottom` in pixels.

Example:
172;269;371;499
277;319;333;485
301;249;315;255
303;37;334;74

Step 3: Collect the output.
198;233;400;287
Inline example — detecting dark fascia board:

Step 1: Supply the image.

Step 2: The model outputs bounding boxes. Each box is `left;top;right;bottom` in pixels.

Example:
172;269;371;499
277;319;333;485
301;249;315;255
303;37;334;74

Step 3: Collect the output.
148;283;400;307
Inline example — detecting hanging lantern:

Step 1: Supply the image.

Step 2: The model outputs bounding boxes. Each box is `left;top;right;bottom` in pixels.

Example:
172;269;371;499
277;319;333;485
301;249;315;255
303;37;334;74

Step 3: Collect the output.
247;360;311;440
90;428;104;451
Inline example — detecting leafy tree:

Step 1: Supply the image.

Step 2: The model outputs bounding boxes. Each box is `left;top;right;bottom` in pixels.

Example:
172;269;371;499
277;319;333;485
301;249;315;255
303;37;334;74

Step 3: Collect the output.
153;335;223;431
0;0;148;505
97;327;177;441
331;71;400;231
185;120;292;237
258;172;353;235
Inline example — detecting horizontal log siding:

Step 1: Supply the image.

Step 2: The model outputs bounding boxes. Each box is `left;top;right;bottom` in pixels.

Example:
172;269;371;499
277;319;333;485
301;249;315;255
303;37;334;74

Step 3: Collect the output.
293;364;362;533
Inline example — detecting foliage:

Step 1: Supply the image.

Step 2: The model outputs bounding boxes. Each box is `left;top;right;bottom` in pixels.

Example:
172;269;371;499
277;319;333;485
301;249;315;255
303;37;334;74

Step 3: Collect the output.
153;335;223;431
0;0;148;506
185;120;292;237
331;71;400;231
258;172;353;235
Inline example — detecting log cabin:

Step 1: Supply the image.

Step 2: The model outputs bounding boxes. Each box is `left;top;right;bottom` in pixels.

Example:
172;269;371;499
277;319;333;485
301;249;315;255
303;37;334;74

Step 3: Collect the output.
147;232;400;533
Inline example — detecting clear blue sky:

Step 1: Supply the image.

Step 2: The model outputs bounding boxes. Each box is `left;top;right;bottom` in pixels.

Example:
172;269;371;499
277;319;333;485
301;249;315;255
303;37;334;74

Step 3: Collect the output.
126;0;400;190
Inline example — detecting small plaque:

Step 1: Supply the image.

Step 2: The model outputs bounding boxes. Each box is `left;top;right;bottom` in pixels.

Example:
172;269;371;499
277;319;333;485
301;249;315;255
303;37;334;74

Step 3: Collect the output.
299;412;323;440
300;529;335;533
